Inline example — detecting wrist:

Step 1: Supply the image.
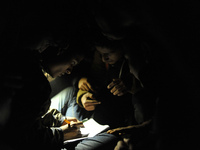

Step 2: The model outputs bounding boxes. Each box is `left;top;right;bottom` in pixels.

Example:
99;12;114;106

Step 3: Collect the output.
60;124;70;133
77;90;88;107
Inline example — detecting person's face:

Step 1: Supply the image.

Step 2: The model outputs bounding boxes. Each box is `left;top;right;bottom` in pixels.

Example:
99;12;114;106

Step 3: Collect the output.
48;55;84;78
96;46;123;65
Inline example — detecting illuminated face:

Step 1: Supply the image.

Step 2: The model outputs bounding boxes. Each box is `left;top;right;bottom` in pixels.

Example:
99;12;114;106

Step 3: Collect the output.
96;46;123;65
48;55;84;78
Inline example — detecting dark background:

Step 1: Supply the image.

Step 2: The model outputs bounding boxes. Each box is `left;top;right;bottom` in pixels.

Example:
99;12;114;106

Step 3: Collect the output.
1;0;200;149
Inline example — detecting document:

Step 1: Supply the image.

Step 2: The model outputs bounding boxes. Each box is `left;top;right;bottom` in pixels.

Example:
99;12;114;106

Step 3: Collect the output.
64;118;110;144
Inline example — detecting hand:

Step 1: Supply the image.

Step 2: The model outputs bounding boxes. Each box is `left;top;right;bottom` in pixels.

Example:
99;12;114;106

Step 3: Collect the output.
114;138;133;150
107;120;151;135
110;129;134;150
78;77;94;92
66;117;80;122
107;79;128;96
62;117;80;126
60;121;84;141
81;92;101;111
107;126;132;135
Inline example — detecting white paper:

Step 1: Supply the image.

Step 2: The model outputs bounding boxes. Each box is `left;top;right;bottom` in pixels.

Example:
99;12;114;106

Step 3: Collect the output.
64;118;110;144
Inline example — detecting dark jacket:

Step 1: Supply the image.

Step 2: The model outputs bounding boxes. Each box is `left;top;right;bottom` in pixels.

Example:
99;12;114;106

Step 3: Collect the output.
76;51;138;128
3;50;65;150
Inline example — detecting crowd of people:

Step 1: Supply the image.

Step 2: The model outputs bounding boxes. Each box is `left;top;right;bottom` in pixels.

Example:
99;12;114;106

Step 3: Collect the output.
1;0;200;150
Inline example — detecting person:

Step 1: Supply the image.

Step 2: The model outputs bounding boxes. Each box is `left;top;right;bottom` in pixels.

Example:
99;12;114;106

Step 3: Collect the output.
89;1;200;149
48;33;138;149
50;85;120;150
75;32;142;129
106;43;158;150
0;2;122;149
1;36;90;150
0;4;98;149
84;1;160;149
40;40;86;78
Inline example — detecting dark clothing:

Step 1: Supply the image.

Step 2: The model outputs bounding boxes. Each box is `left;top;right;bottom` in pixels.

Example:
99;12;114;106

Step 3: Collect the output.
50;87;120;150
77;51;135;128
132;89;157;124
2;50;64;150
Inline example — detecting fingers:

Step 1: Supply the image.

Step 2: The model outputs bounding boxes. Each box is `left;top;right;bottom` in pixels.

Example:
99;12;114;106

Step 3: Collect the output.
107;129;114;134
80;85;87;91
107;78;121;89
107;128;121;135
78;78;87;88
66;117;79;122
82;92;101;111
85;82;94;92
71;121;84;128
85;99;101;107
107;126;131;135
80;83;90;91
78;78;94;92
112;88;127;96
85;99;101;103
84;101;101;111
85;105;97;111
107;79;128;96
62;125;83;140
85;92;95;99
111;85;125;95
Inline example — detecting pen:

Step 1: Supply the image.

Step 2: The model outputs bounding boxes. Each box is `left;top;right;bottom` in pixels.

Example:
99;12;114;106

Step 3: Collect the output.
64;119;71;124
82;118;88;123
62;119;71;127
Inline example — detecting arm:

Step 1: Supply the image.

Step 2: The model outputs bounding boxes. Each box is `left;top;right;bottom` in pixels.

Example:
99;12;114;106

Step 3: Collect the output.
76;89;88;107
107;60;143;96
40;108;83;144
76;90;101;111
78;77;95;92
107;119;152;135
60;121;84;141
107;76;142;96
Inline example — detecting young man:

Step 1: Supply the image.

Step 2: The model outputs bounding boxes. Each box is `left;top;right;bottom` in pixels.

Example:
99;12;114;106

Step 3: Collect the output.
76;33;141;128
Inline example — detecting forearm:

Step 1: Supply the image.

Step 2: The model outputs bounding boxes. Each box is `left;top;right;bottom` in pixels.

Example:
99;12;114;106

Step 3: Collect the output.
32;125;64;149
42;108;66;127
